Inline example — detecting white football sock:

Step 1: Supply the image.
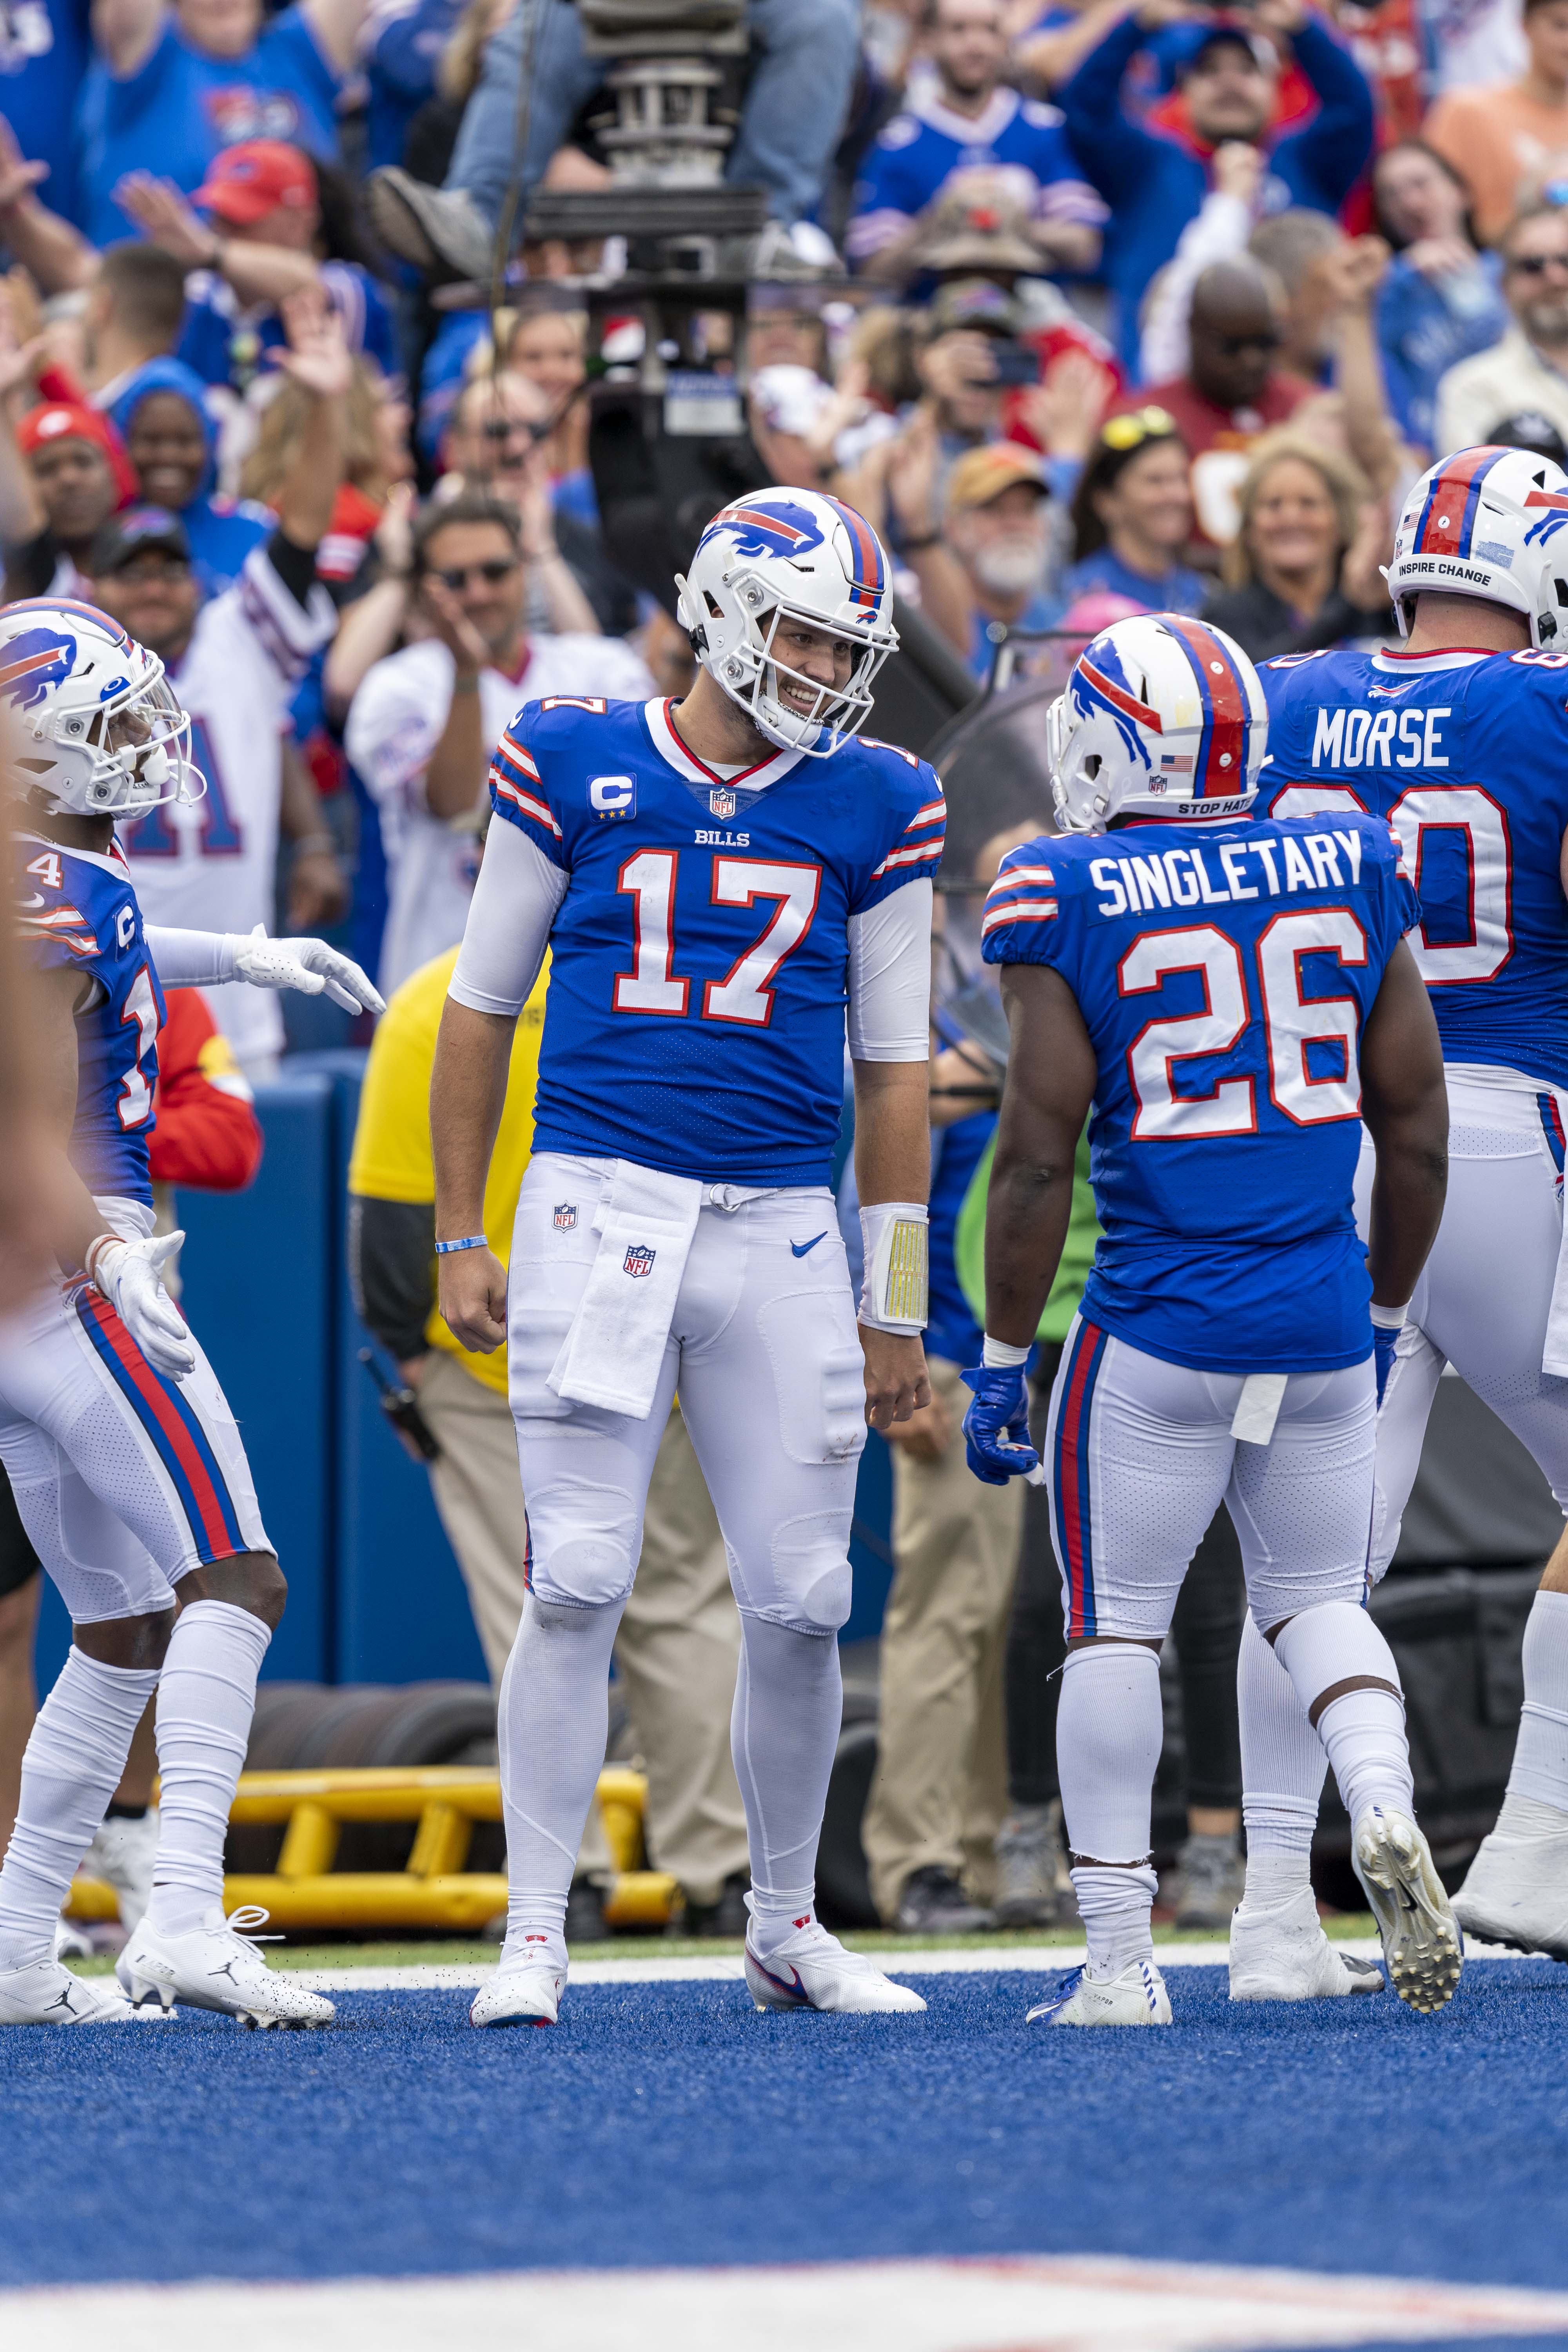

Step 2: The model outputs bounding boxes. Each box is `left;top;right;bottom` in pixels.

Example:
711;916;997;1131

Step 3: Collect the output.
1271;1601;1413;1827
0;1646;159;1970
1504;1589;1568;1815
145;1599;271;1938
733;1614;840;1953
497;1593;622;1966
1237;1610;1326;1913
1056;1642;1163;1864
1071;1862;1158;1974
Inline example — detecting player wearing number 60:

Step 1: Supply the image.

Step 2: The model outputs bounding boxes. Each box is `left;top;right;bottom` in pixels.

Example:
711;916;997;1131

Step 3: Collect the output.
966;612;1460;2027
1253;446;1568;1977
432;488;938;2028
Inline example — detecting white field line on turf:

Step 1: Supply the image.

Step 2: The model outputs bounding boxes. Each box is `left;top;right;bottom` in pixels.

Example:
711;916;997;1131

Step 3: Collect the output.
292;1937;1530;1991
8;2252;1568;2352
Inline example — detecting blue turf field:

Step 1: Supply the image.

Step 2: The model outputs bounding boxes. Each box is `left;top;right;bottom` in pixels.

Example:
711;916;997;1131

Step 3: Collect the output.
3;1960;1567;2303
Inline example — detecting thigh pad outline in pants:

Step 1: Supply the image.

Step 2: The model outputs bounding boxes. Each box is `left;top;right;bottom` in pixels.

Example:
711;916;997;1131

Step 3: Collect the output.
508;1156;676;1611
0;1283;266;1621
1224;1362;1377;1629
1044;1318;1239;1645
675;1195;864;1639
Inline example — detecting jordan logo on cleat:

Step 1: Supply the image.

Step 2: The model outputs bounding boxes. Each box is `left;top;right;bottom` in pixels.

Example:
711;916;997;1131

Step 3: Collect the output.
45;1985;78;2017
213;1959;240;1985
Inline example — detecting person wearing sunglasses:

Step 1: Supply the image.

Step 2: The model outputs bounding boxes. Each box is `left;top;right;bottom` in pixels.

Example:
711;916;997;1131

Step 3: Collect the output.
1112;257;1316;550
1434;203;1568;459
1062;410;1208;617
345;490;653;996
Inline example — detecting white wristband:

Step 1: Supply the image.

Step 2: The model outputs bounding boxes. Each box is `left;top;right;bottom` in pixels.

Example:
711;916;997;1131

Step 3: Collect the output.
982;1335;1031;1368
858;1200;928;1332
1369;1301;1408;1330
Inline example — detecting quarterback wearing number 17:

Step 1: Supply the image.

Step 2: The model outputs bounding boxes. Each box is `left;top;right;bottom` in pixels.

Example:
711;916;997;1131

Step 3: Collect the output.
431;490;938;2028
964;612;1460;2027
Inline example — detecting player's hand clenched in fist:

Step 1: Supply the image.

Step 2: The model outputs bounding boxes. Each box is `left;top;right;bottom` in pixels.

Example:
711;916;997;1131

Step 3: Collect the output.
439;1243;508;1355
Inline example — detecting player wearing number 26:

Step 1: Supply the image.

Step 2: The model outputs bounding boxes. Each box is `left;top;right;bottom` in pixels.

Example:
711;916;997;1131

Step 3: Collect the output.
433;489;938;2027
967;612;1462;2025
1257;445;1568;1976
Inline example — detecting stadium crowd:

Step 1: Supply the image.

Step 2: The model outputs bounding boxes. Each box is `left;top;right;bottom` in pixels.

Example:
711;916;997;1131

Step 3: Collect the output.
0;0;1561;1947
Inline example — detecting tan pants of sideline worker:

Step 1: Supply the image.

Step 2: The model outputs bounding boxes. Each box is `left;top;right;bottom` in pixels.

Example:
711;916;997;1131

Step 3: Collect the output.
861;1354;1024;1923
416;1353;750;1908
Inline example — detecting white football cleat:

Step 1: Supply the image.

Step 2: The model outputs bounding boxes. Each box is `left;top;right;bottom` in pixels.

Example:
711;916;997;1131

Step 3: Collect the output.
1025;1957;1171;2028
116;1907;334;2029
744;1923;926;2014
1452;1811;1568;1960
82;1808;160;1932
0;1955;137;2025
470;1952;566;2028
1229;1887;1386;2001
1352;1806;1463;2014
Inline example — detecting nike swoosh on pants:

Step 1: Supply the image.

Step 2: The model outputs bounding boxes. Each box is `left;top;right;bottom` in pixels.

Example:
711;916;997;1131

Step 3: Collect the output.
790;1233;827;1258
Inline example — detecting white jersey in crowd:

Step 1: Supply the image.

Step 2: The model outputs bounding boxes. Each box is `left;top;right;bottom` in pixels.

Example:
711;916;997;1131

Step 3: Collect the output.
118;541;336;1069
346;631;654;997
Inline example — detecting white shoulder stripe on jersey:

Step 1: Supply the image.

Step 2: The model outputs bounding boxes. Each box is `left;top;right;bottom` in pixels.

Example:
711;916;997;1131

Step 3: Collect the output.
872;837;946;878
494;777;563;839
982;899;1057;934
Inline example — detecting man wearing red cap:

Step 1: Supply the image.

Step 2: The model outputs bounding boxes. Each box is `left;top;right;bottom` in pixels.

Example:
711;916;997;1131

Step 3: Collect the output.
0;394;132;604
116;142;399;397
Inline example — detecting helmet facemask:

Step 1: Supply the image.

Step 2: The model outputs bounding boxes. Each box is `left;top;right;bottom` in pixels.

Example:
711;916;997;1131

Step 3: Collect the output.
680;568;895;758
24;662;207;818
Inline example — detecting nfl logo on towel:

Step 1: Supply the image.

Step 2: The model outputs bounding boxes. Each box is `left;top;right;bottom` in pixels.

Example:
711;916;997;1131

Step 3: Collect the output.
708;786;737;820
623;1243;656;1279
554;1203;577;1230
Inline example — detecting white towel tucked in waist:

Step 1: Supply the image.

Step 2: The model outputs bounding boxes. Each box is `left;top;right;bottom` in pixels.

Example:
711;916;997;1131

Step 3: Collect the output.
547;1161;703;1418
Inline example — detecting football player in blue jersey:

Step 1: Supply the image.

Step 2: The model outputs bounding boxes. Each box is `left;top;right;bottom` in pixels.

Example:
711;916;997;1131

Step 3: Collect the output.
965;612;1459;2023
0;597;381;2027
432;489;940;2026
1249;446;1568;1975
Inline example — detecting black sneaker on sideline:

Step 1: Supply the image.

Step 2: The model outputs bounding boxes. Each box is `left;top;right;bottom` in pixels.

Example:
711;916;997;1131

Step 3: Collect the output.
894;1865;994;1935
670;1873;750;1940
564;1880;607;1943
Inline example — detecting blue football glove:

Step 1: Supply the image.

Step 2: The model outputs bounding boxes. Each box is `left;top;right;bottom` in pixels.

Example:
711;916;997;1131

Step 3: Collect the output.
960;1363;1040;1486
1372;1324;1398;1407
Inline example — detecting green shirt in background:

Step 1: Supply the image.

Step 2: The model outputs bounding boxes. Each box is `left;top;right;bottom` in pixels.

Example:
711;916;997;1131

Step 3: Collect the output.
955;1127;1100;1345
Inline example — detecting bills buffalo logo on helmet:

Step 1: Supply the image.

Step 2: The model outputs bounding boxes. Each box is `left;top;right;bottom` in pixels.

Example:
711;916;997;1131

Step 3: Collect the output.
623;1244;656;1279
0;627;76;712
697;500;828;566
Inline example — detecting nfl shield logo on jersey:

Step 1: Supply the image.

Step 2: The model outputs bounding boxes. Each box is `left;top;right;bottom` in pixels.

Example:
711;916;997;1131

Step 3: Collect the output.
708;786;737;820
623;1243;656;1279
554;1203;577;1231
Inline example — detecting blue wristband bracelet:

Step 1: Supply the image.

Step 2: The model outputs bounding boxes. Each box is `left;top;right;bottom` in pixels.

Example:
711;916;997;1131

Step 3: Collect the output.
434;1235;488;1255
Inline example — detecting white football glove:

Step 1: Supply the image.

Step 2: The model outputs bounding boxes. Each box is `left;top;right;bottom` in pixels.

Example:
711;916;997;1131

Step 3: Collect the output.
231;925;386;1016
86;1232;196;1381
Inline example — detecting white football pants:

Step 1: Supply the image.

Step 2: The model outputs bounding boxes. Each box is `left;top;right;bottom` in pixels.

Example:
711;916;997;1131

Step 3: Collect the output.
1355;1069;1568;1581
508;1153;866;1628
0;1270;270;1625
1044;1314;1377;1642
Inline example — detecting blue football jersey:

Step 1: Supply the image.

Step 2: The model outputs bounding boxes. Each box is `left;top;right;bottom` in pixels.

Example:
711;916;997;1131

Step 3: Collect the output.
982;812;1419;1373
489;695;945;1185
1260;644;1568;1088
15;832;165;1205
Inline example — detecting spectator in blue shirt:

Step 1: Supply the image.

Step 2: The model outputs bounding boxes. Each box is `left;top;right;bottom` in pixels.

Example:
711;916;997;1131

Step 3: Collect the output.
0;0;90;226
848;0;1105;289
117;143;399;396
1060;407;1209;614
1372;139;1508;458
1058;0;1375;374
76;0;370;247
104;352;271;592
361;0;467;172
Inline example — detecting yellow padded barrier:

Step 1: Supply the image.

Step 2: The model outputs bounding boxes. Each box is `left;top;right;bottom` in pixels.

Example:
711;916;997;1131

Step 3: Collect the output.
64;1765;681;1935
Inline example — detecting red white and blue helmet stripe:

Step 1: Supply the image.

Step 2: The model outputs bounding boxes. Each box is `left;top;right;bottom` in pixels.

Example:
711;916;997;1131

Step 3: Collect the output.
822;493;887;617
1158;615;1253;799
1409;446;1510;561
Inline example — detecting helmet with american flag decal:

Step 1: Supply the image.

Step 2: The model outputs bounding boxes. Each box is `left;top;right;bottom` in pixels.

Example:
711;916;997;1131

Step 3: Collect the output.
674;488;898;757
1045;613;1268;834
1385;445;1568;644
0;597;204;818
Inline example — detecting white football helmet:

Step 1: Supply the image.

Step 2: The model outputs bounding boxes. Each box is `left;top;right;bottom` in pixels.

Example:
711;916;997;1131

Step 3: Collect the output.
1046;613;1268;834
1385;445;1568;643
0;598;204;819
675;489;898;756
